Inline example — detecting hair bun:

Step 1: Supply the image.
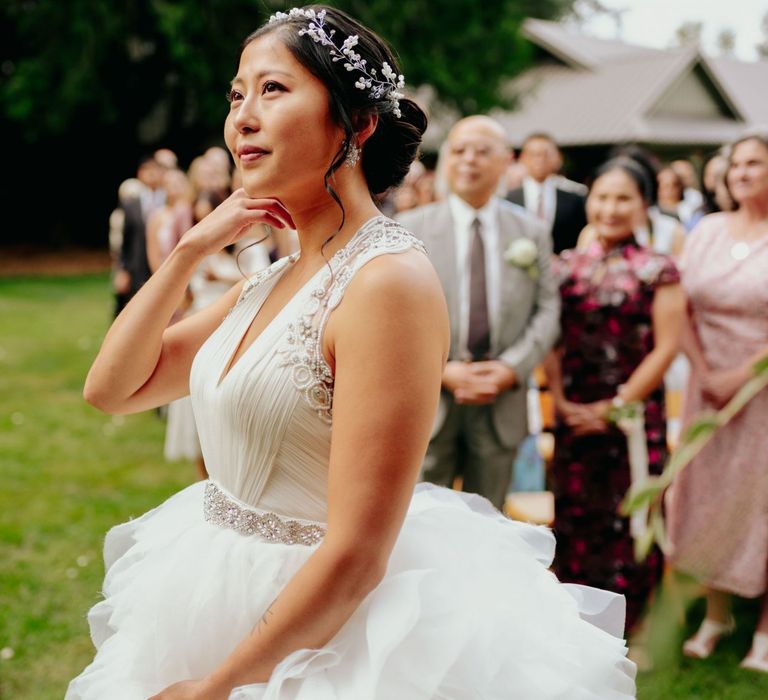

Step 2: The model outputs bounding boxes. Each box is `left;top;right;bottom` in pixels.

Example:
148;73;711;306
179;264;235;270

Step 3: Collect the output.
362;98;428;194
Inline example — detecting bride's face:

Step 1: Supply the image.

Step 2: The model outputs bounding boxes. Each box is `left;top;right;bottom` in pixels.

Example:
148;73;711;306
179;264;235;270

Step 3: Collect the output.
224;32;344;203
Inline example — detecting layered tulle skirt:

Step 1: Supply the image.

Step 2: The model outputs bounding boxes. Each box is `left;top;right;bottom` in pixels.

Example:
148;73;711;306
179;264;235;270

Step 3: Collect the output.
66;482;635;699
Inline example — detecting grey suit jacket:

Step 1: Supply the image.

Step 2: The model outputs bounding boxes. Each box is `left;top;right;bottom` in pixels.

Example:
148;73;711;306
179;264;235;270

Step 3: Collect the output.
397;198;560;448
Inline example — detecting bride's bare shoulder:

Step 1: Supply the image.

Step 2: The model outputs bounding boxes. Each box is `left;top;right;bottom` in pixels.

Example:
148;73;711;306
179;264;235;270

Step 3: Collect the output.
329;247;448;351
349;247;443;308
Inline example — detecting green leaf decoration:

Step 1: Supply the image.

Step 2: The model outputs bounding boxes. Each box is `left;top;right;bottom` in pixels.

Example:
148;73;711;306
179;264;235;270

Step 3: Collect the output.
622;356;768;562
753;355;768;376
681;415;719;442
634;526;656;562
620;479;663;516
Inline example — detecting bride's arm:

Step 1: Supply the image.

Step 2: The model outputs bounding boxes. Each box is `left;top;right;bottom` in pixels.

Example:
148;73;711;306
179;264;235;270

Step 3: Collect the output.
200;251;449;696
84;192;294;415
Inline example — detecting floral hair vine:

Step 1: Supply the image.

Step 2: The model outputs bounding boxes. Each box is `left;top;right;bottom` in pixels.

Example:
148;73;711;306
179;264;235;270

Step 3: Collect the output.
268;8;405;118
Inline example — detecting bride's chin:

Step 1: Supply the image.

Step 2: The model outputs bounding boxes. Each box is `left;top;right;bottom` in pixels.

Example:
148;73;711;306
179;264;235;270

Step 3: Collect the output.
241;178;284;201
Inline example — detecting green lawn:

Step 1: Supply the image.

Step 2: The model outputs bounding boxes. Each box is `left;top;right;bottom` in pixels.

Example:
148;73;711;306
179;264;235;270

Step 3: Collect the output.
0;274;193;699
1;273;767;699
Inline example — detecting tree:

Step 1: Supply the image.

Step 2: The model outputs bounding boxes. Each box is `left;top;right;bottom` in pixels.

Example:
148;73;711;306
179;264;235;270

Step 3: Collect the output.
2;0;575;143
674;20;703;48
757;11;768;59
1;0;576;247
568;0;625;34
716;28;736;56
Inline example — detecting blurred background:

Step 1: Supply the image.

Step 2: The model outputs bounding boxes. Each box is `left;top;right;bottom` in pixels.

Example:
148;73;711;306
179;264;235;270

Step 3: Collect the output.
3;0;765;256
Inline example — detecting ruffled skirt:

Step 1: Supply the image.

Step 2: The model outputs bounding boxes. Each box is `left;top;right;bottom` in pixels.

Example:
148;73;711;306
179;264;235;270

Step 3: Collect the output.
66;482;635;699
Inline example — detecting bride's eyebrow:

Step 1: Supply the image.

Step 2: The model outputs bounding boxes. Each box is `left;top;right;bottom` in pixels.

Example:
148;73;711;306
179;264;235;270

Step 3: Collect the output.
230;69;294;86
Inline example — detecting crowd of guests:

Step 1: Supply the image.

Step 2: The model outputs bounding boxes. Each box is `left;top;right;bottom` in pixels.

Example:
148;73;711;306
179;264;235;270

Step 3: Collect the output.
393;124;768;669
108;124;768;668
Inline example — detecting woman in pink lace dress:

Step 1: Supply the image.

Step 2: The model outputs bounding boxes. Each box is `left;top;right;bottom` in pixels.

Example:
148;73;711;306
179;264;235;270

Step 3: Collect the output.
667;132;768;670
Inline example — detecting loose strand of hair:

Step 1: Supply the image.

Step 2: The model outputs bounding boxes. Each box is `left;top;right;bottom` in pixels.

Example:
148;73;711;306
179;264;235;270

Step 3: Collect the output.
235;226;271;279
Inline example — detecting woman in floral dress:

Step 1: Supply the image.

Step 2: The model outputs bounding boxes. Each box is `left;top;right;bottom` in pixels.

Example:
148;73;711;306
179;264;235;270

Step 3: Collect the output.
545;158;685;632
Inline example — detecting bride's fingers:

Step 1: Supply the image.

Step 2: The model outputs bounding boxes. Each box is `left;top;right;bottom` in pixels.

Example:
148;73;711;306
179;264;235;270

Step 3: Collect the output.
241;196;296;230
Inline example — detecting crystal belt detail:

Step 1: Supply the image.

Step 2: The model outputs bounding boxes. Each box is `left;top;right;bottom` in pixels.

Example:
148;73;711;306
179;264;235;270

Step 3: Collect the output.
204;482;326;546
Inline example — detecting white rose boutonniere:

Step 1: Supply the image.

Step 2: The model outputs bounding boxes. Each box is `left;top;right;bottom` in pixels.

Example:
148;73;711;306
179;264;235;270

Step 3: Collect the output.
504;238;539;279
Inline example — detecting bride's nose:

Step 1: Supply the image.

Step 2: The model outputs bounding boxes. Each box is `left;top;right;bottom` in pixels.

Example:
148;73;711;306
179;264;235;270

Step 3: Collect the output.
233;95;261;134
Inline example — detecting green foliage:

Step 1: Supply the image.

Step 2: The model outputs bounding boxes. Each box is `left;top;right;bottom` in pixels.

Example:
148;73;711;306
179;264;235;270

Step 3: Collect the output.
2;0;575;143
621;356;768;562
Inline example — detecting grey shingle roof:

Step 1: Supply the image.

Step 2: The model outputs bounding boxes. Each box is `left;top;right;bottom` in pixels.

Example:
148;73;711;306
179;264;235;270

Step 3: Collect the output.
493;19;768;148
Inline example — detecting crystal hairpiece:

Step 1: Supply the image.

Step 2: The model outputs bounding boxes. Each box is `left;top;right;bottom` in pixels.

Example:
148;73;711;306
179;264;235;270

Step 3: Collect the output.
268;8;405;118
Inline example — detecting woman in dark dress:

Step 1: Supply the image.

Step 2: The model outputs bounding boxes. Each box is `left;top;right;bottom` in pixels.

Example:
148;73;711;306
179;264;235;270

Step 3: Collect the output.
545;158;686;633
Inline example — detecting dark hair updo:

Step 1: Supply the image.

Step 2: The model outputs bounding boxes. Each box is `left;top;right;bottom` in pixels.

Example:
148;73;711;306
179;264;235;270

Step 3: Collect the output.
245;4;427;197
592;157;653;205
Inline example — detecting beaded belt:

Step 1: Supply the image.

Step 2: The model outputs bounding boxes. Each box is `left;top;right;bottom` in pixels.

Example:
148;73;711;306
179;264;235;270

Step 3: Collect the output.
203;481;326;546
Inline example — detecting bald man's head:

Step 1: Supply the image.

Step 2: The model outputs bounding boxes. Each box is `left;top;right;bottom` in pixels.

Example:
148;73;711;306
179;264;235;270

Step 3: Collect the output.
448;116;509;147
444;116;511;208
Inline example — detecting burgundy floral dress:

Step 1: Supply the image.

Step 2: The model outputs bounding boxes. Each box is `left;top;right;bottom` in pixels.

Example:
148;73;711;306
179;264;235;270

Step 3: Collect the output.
551;239;680;632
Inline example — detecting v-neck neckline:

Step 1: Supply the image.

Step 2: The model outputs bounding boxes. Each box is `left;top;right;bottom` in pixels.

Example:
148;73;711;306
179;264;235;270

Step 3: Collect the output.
215;215;385;389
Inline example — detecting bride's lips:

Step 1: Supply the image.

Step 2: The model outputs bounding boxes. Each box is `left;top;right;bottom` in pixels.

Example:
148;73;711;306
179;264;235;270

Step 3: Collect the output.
238;145;270;165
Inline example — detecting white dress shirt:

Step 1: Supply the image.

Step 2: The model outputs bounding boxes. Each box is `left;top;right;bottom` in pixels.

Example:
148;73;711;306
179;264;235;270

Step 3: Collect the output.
522;176;556;227
448;194;501;360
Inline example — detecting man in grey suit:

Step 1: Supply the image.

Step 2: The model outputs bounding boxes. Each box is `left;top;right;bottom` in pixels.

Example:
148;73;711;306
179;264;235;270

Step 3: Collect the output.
397;116;560;509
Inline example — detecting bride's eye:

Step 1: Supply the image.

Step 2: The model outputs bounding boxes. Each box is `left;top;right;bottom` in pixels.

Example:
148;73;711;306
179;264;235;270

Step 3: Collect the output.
226;88;244;104
262;80;285;95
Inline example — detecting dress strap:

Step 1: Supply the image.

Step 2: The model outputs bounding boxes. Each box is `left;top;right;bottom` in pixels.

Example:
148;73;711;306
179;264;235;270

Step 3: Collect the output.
278;217;426;422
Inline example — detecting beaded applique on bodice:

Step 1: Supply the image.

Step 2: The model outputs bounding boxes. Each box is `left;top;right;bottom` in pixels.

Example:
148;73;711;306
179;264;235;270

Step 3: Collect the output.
189;216;425;521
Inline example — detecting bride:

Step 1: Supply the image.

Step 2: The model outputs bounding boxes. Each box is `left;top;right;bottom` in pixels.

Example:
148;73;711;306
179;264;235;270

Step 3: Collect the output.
67;6;635;699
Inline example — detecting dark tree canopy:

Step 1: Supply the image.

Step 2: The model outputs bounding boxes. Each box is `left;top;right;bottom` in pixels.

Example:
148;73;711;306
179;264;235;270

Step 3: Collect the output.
3;0;574;140
1;0;574;246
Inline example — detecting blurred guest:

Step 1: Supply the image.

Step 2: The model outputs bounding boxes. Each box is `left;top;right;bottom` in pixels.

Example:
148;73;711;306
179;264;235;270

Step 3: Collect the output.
154;147;178;170
504;161;528;194
702;150;734;214
108;178;144;280
658;166;703;231
146;168;194;273
671;158;705;217
188;153;231;199
114;156;165;315
398;116;560;509
392;182;419;213
204;145;233;174
656;166;685;220
666;132;768;669
582;146;685;258
545;158;685;633
507;133;587;253
391;161;424;213
414;168;437;205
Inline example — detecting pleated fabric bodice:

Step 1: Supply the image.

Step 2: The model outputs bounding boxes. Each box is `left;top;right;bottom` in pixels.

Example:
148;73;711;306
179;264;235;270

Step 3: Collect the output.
190;216;426;522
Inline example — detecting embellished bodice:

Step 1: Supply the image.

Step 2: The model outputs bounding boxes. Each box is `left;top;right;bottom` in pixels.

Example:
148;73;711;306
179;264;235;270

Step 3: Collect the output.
190;216;425;522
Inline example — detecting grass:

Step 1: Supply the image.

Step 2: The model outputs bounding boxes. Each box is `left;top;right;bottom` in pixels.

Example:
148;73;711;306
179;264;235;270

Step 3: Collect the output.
0;274;193;699
1;273;767;699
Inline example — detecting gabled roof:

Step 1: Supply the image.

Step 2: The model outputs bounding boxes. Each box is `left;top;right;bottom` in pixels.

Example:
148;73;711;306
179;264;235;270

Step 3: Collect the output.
522;18;663;70
494;19;767;148
707;55;768;125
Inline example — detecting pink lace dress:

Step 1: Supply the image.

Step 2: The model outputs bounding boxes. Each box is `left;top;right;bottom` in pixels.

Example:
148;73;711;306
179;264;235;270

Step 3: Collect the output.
667;213;768;596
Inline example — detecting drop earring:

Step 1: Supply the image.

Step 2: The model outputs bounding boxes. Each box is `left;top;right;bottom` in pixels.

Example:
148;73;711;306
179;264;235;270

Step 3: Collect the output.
345;141;361;168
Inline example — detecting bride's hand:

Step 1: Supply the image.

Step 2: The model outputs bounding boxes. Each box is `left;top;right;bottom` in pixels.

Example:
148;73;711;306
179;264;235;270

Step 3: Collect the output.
180;189;295;258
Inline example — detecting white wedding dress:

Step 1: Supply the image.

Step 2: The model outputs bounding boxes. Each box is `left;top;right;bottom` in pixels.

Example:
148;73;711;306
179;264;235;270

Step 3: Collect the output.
67;216;636;700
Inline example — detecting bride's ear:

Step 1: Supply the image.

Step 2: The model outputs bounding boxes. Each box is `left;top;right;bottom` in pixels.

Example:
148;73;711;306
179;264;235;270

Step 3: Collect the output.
352;112;378;148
